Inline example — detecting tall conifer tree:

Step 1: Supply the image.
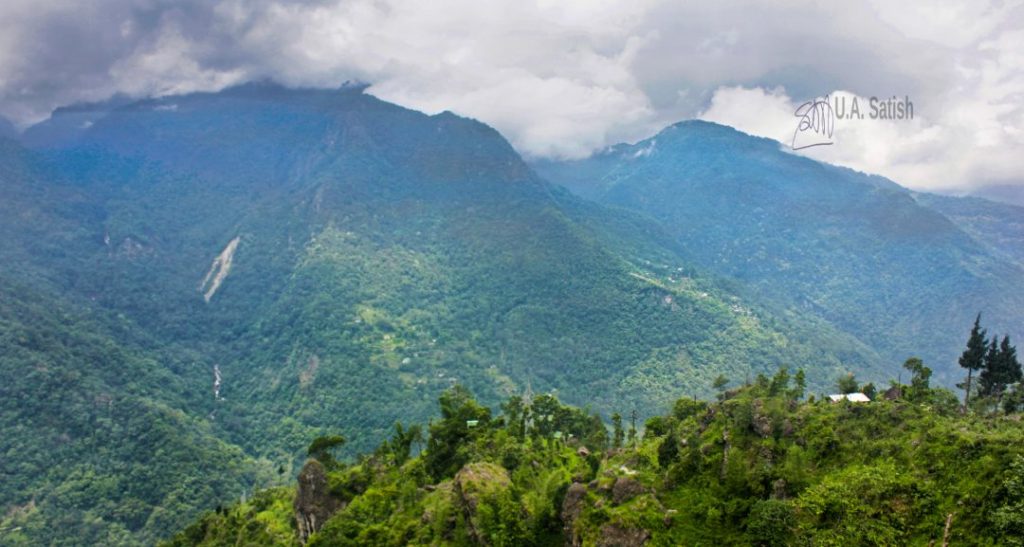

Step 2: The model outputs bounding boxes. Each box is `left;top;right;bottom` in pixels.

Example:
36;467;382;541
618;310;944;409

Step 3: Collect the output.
959;314;988;409
980;337;1001;397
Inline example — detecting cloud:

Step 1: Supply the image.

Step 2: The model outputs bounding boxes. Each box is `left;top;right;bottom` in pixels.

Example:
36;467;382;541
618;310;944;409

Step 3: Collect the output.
697;22;1024;193
0;0;1022;192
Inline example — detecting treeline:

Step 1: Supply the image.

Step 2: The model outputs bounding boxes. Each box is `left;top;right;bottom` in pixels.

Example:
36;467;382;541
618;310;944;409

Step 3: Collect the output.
808;314;1022;415
167;361;1024;546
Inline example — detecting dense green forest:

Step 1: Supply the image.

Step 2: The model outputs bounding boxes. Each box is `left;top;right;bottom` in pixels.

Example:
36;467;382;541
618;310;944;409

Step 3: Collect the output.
0;278;267;545
534;121;1024;386
166;351;1024;546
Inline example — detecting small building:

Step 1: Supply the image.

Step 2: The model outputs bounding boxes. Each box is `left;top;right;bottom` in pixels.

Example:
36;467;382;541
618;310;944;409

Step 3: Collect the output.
828;393;871;403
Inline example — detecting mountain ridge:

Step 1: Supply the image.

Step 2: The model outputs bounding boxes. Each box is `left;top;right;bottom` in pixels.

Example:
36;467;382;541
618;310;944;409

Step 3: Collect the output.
534;119;1024;384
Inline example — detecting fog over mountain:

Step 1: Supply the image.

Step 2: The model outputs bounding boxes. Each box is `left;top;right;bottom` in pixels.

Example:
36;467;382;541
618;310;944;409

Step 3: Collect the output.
2;0;1022;194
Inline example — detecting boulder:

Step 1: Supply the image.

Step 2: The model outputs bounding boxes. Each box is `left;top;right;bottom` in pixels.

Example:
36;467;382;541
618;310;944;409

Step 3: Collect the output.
611;477;646;505
597;523;650;546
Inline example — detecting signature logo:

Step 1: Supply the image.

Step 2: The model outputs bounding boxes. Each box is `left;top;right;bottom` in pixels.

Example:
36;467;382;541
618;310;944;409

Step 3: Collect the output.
791;94;913;151
791;95;835;150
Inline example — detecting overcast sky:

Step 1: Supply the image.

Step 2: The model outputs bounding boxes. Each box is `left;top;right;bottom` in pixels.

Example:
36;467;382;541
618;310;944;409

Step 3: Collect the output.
1;0;1021;193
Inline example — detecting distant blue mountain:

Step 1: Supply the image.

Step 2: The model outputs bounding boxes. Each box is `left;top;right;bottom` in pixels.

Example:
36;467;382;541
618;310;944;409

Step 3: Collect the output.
914;191;1024;267
971;183;1024;207
535;120;1024;384
0;116;16;140
20;93;134;148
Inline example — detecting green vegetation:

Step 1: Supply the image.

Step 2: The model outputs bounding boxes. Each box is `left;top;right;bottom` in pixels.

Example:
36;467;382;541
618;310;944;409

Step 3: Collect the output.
535;121;1024;387
167;368;1024;546
2;85;1023;545
0;278;265;545
0;85;901;544
960;315;1023;413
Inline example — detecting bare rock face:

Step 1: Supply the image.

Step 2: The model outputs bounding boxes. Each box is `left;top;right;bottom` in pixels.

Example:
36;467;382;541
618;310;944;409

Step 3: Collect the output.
294;459;342;544
597;523;650;547
561;482;588;546
751;400;774;438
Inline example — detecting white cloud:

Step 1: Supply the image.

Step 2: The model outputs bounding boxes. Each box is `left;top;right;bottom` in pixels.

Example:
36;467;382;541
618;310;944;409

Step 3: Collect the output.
697;18;1024;193
0;0;1022;191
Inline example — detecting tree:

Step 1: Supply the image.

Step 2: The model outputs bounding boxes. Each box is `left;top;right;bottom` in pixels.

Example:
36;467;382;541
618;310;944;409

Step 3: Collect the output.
959;314;988;409
981;336;1022;401
790;369;807;401
425;385;491;479
861;383;877;400
747;499;796;546
583;413;609;450
836;373;859;394
1004;337;1023;387
644;415;668;437
712;374;730;392
769;366;790;397
628;409;638;447
673;398;707;421
500;396;527;439
307;434;346;468
531;394;561;438
611;412;624;449
1003;385;1024;414
658;430;679;468
980;337;1002;398
902;357;932;402
388;422;422;465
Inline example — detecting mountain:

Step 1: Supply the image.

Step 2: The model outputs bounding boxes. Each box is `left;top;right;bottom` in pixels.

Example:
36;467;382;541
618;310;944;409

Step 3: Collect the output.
971;183;1024;208
914;192;1024;268
534;121;1024;385
0;85;891;544
19;94;134;149
0;117;16;140
0;138;269;544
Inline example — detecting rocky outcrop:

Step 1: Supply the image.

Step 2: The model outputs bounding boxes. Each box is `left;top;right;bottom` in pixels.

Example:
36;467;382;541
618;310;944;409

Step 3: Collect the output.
611;477;645;505
597;523;650;547
294;459;342;544
751;400;773;438
561;482;588;546
453;462;513;545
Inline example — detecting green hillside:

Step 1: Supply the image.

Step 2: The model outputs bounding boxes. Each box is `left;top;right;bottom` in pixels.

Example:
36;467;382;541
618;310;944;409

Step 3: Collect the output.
165;372;1024;546
534;121;1024;385
0;276;267;545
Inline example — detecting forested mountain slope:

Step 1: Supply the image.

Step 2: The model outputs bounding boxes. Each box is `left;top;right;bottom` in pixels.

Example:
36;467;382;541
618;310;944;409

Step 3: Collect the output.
534;121;1024;385
0;85;896;544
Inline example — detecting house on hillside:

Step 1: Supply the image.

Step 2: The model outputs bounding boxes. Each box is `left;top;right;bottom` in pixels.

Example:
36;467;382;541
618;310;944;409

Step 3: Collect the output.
828;393;871;403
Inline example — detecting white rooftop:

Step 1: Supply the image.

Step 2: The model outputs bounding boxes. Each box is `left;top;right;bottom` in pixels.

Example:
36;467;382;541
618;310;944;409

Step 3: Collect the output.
829;393;871;403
